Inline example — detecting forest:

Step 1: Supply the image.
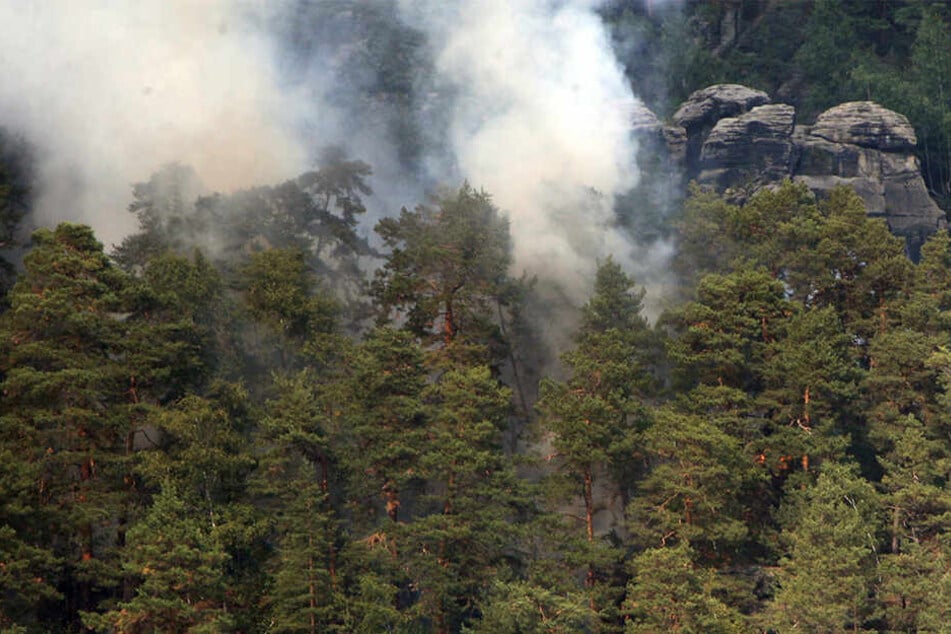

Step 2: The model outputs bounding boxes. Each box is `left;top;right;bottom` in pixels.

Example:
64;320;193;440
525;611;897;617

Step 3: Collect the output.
0;1;950;633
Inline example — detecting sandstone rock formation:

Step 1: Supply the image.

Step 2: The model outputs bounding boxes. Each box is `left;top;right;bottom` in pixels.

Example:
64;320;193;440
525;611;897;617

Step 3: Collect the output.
698;103;796;190
672;83;770;175
672;83;771;133
636;84;947;254
809;101;916;152
795;102;942;245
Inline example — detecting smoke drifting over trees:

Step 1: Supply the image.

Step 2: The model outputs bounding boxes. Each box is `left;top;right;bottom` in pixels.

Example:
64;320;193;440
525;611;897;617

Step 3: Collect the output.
0;0;656;304
3;3;951;632
0;2;309;246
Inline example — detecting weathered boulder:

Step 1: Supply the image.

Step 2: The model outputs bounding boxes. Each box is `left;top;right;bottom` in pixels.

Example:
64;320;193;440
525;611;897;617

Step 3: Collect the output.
629;101;687;166
629;101;663;134
673;84;771;174
698;104;796;189
809;101;916;152
672;83;771;132
794;104;944;250
671;84;946;254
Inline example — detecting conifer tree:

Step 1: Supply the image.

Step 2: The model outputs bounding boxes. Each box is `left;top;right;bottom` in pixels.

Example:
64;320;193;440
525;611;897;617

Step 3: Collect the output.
346;327;427;526
764;463;882;632
241;247;341;373
83;483;233;633
623;542;745;634
537;259;656;623
372;183;517;361
399;359;528;633
254;370;348;633
133;383;263;628
760;306;859;475
466;580;593;634
626;407;752;560
0;224;149;625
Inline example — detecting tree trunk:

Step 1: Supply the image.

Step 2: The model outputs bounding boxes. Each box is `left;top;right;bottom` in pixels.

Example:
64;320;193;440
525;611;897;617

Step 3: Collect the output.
583;467;597;616
308;537;317;634
444;299;456;346
583;468;594;543
891;505;901;554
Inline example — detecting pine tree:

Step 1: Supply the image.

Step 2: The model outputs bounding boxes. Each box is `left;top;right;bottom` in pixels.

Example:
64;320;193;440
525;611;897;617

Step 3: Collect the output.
666;264;789;393
623;542;745;634
345;327;427;526
0;225;145;626
810;188;911;342
466;580;593;634
372;183;517;360
626;406;752;560
0;453;61;630
241;247;341;373
759;306;859;476
537;259;656;624
764;462;882;632
400;360;528;633
83;483;233;633
134;383;263;629
254;370;347;633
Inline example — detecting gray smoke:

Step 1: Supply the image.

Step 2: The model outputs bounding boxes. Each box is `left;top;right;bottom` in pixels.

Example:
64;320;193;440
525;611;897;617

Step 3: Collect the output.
0;2;308;248
0;1;675;321
398;0;646;305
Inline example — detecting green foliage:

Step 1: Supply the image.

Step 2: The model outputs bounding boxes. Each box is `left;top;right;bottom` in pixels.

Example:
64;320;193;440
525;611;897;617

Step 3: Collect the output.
0;225;150;626
465;580;593;634
536;259;658;627
83;483;233;633
243;248;339;347
401;362;525;631
627;406;753;557
4;154;951;632
765;463;883;632
111;163;206;270
0;129;33;298
877;539;951;632
372;183;516;359
624;542;745;633
345;327;427;524
114;153;373;328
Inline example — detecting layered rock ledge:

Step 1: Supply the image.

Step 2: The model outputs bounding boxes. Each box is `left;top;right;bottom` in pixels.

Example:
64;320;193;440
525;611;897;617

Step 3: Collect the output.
632;84;947;254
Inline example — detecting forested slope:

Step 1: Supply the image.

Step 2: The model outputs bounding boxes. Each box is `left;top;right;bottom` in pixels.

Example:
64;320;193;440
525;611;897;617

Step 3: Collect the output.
2;174;950;632
0;2;950;633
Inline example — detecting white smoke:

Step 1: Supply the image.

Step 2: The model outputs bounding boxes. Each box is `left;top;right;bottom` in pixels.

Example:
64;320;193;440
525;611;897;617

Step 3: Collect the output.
399;0;643;304
0;1;669;318
0;2;307;247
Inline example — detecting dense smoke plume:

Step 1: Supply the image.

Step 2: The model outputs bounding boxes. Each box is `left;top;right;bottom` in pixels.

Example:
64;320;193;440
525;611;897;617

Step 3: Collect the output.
398;0;644;304
0;2;307;247
0;1;671;319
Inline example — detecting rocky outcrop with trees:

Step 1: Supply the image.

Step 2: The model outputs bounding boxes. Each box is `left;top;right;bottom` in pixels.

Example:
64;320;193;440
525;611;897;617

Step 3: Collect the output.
639;83;947;255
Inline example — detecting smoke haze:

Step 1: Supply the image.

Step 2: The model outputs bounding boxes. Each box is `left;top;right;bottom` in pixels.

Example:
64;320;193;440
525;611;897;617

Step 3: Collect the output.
0;1;669;317
399;0;643;303
0;2;307;247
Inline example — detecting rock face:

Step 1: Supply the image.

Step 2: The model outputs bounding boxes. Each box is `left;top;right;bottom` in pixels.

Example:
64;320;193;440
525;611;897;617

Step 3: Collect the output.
699;104;796;189
809;101;916;152
638;85;947;254
672;83;771;132
795;104;940;242
672;84;770;176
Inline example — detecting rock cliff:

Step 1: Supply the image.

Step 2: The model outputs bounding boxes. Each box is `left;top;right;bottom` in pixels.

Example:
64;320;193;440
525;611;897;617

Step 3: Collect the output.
638;84;948;255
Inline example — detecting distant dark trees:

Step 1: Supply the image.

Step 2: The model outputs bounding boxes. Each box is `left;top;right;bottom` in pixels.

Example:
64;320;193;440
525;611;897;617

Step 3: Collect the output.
0;128;33;298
